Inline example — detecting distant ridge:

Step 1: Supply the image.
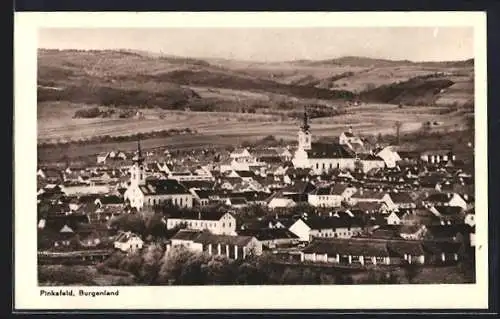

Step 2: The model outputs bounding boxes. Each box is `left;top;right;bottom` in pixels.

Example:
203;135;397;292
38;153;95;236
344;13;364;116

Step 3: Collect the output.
37;49;473;67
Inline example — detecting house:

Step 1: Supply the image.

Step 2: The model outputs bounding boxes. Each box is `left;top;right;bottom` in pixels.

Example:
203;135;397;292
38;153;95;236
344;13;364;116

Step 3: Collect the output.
357;154;386;173
306;216;363;240
420;150;456;164
339;127;364;151
389;192;416;209
423;192;468;211
230;148;256;163
279;180;317;203
225;197;249;209
386;240;426;265
170;229;262;259
429;206;464;225
399;225;427;240
37;168;64;183
166;210;237;235
114;231;144;252
351;201;389;215
288;218;312;242
307;183;357;208
60;184;110;196
386;211;406;225
238;228;300;249
349;189;396;210
301;238;390;265
268;197;297;209
97;152;110;164
94;195;124;208
376;146;402;168
125;179;194;210
421;241;461;264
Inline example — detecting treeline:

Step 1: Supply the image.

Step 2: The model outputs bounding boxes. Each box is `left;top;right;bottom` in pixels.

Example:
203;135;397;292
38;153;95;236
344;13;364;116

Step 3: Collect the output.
38;84;200;110
149;69;356;101
359;77;455;105
38;128;196;147
96;245;406;286
73;107;115;118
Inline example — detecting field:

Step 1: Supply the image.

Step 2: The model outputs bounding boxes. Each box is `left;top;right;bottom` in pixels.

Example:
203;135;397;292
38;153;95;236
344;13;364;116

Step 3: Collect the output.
36;49;475;162
39;101;469;142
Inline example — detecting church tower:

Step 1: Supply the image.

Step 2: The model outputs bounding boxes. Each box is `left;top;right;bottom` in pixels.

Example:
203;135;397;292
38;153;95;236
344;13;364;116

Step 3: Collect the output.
292;110;312;168
298;110;312;150
130;138;146;187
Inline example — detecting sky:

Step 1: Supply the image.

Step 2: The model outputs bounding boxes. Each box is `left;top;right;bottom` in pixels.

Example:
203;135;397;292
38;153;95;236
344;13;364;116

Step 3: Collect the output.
38;27;474;62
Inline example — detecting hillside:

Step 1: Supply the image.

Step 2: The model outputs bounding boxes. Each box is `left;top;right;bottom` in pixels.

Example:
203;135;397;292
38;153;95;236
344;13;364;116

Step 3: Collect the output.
37;49;475;149
38;49;474;109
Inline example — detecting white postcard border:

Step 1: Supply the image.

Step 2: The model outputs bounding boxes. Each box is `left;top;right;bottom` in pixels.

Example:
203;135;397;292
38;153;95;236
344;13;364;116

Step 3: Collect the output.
14;11;489;310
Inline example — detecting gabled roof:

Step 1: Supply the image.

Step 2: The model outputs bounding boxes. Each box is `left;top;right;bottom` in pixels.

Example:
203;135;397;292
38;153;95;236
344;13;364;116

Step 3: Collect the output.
238;228;299;241
167;209;230;221
387;241;425;256
173;230;255;246
281;181;316;195
351;201;387;212
98;195;123;205
424;192;456;203
307;143;355;159
303;238;389;257
389;192;414;204
228;197;248;205
194;232;255;246
304;216;362;230
351;190;387;200
139;179;190;195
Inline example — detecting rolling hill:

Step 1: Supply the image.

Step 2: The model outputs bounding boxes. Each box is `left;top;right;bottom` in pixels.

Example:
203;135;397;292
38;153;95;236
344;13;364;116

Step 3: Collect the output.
37;49;475;155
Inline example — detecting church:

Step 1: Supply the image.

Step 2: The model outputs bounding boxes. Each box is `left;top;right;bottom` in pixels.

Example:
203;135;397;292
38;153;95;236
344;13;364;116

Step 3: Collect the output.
123;140;194;211
292;112;385;174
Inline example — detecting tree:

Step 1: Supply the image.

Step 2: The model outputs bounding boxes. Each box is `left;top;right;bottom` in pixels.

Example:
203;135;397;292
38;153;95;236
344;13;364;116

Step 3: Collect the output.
144;214;168;239
402;262;422;284
118;251;143;277
139;243;164;284
109;214;146;236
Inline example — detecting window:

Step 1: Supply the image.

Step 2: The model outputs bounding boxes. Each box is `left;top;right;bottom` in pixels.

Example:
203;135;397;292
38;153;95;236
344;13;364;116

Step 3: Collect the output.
322;163;325;170
223;223;225;227
229;222;232;227
316;163;319;169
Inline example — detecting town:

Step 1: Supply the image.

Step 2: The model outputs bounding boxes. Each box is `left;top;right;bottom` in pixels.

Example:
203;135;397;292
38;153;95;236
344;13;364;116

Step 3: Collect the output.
37;110;476;285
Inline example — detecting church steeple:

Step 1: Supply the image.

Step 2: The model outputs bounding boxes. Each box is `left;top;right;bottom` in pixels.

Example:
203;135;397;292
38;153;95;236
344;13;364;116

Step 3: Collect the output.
130;137;146;187
297;108;312;151
301;109;310;132
133;138;144;164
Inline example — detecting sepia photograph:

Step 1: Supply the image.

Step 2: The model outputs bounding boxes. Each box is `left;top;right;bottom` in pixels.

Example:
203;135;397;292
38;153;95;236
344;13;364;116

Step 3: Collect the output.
14;12;488;310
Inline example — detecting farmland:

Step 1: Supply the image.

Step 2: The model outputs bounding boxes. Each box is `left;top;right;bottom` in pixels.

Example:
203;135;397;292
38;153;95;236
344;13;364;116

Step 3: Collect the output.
37;49;474;162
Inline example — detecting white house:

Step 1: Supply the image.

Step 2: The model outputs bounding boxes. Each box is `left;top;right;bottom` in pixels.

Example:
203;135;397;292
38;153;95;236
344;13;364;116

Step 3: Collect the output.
376;146;401;168
268;197;297;209
423;192;468;211
114;232;144;252
166;211;237;236
170;230;262;259
288;218;311;242
307;183;357;208
339;127;364;152
349;190;396;210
